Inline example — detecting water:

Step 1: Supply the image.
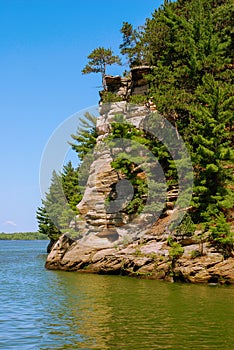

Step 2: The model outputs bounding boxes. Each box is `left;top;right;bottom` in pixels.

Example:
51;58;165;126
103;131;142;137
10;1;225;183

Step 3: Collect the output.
0;241;233;350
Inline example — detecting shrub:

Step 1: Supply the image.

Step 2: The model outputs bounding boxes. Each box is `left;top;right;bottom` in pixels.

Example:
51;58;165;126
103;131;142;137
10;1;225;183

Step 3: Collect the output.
190;250;202;259
101;91;123;103
129;94;147;105
174;213;196;237
169;242;184;260
167;236;184;260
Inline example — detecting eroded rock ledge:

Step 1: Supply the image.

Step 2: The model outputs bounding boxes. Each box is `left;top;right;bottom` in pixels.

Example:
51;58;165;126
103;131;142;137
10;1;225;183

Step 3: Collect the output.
46;207;234;284
45;219;234;284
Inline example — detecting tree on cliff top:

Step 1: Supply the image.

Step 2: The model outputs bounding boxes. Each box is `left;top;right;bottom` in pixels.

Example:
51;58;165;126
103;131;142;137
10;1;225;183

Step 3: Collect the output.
82;47;121;90
120;21;145;67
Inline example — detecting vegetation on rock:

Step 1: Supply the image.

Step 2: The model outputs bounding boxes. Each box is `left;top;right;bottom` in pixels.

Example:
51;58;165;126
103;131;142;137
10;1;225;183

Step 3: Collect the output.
38;0;233;258
117;0;234;255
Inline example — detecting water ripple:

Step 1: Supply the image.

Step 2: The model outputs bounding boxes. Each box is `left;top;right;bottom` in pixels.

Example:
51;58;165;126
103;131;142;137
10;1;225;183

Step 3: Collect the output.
0;241;234;349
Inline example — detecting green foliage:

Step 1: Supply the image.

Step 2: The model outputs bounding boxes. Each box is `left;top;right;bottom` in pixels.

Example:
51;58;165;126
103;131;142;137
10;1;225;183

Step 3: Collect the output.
43;171;73;230
69;112;97;161
37;112;99;242
167;237;184;260
119;21;145;67
101;91;123;103
61;161;82;212
37;0;234;254
122;0;233;238
129;94;148;105
107;116;150;216
36;205;62;242
190;250;202;259
107;114;179;217
37;163;82;241
69;112;98;198
209;213;234;258
82;47;121;89
174;213;196;237
187;75;234;222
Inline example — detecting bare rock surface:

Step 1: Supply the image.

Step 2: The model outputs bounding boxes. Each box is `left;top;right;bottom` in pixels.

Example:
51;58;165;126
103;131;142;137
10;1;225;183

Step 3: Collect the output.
46;230;234;284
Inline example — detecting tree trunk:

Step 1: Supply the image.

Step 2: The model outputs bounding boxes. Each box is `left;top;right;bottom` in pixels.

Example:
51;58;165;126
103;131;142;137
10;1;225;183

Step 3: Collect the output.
102;72;107;90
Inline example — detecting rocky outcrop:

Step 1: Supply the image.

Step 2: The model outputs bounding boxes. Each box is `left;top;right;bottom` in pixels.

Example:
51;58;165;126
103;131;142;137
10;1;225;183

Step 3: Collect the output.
130;66;151;96
72;100;156;248
104;75;131;100
100;66;151;100
46;218;234;284
45;67;234;284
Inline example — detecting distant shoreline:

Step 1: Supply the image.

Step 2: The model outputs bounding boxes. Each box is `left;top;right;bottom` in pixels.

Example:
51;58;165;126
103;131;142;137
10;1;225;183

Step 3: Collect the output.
0;232;48;240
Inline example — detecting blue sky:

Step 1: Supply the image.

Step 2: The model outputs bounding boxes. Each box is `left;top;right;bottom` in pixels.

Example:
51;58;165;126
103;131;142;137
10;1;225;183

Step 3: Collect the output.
0;0;162;233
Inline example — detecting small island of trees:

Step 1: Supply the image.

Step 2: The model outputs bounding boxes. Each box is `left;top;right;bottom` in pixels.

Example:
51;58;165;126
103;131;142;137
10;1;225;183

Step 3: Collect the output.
0;232;48;240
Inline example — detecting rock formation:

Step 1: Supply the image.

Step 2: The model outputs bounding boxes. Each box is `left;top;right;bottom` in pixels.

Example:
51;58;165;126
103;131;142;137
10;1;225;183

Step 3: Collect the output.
45;67;234;284
46;218;234;284
100;65;151;100
72;100;154;248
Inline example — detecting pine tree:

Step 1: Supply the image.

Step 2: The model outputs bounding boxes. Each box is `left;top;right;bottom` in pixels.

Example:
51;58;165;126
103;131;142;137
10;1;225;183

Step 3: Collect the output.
187;74;234;223
36;206;61;243
116;0;233;241
119;22;145;67
69;112;97;161
37;165;82;241
209;212;233;258
107;115;167;217
61;161;82;212
42;170;68;230
38;0;234;252
142;0;233;225
82;47;121;89
37;113;99;241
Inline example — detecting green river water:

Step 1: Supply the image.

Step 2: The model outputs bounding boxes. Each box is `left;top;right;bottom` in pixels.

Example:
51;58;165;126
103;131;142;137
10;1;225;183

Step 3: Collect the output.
0;240;233;349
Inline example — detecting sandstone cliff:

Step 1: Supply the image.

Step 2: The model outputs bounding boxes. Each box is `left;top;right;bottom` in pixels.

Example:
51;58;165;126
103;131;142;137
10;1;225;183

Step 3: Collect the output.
45;68;234;284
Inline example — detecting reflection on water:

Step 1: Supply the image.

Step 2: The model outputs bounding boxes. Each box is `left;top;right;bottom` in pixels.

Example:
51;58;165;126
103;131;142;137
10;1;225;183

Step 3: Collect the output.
42;270;234;350
0;241;234;350
41;271;113;349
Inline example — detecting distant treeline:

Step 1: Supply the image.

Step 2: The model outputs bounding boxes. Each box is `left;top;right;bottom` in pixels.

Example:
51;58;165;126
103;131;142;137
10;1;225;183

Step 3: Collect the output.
0;232;48;240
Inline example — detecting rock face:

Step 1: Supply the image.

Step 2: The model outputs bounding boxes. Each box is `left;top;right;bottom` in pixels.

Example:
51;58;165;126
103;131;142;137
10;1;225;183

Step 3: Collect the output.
104;75;131;100
130;66;151;96
75;143;120;248
46;219;234;284
73;100;154;248
101;66;151;100
45;67;234;284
